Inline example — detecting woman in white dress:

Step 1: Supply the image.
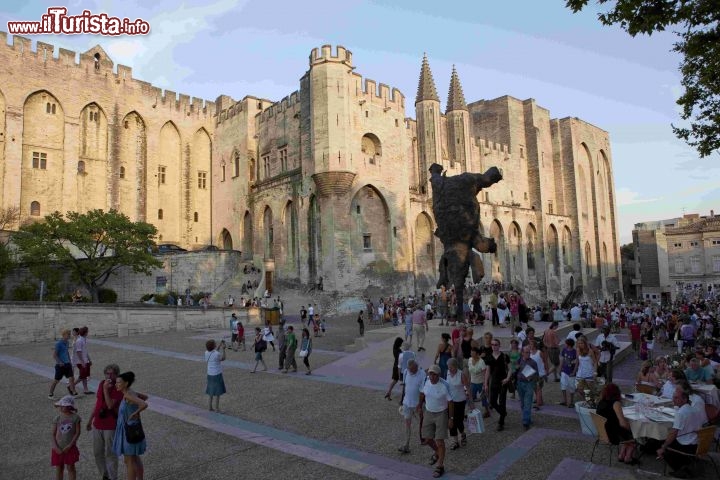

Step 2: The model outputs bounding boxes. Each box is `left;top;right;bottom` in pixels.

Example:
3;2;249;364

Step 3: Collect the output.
262;325;276;352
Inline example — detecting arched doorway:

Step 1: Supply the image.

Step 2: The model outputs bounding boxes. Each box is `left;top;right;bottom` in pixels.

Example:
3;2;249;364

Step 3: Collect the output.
221;229;232;250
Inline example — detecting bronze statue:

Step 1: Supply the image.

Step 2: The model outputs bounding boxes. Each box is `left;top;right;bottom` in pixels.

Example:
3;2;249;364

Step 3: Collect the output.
429;163;503;320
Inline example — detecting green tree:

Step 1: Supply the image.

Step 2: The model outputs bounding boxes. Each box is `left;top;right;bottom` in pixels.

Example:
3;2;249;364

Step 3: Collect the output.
12;209;162;303
566;0;720;157
0;206;20;298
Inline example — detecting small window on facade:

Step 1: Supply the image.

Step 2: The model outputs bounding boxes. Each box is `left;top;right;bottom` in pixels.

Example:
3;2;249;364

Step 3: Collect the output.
194;212;199;222
198;171;207;189
30;201;40;216
393;226;397;238
356;205;361;214
94;53;100;70
548;201;553;214
158;209;163;220
524;192;528;200
52;104;56;114
485;192;489;202
520;146;524;158
119;166;125;179
365;111;368;118
77;161;85;173
363;234;372;250
46;103;51;114
158;166;166;184
221;164;226;182
234;152;240;177
426;243;432;254
395;119;399;127
124;120;129;129
279;148;288;172
32;152;47;169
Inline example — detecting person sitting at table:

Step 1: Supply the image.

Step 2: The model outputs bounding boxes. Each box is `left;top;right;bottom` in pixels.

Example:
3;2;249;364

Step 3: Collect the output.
656;386;707;479
684;358;713;384
636;361;658;389
595;383;636;464
677;380;709;424
654;357;671;387
661;370;687;399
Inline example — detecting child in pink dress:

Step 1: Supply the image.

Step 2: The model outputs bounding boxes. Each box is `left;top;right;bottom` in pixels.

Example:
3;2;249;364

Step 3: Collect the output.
51;395;81;480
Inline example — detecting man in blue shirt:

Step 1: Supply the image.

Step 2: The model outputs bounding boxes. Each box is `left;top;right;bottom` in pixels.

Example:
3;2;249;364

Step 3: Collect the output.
49;329;78;398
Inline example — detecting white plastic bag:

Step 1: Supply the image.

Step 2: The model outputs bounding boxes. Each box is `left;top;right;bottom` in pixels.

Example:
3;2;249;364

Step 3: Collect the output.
466;408;485;434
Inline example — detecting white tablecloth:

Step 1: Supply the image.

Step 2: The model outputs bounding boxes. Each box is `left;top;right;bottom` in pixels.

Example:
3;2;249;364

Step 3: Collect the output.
622;406;674;440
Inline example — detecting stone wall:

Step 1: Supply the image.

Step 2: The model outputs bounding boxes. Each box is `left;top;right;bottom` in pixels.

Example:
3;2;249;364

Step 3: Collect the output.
0;303;248;345
3;251;248;303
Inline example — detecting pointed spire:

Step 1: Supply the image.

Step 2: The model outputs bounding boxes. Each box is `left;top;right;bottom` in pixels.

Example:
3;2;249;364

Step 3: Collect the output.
446;65;468;113
415;53;439;104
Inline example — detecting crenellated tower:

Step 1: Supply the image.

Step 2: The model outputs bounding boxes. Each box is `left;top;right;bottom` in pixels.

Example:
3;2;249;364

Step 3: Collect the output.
446;66;471;172
307;45;356;195
414;54;442;191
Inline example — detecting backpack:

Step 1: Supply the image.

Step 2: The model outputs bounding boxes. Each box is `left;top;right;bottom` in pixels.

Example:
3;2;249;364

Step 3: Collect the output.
257;339;267;352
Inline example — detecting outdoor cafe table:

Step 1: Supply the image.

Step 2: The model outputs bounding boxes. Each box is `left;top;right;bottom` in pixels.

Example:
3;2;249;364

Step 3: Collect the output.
622;405;675;441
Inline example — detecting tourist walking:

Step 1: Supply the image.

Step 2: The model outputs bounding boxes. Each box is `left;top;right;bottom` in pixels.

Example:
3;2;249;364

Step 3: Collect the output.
52;395;81;480
484;338;511;431
543;321;561;382
434;333;453;379
398;359;425;454
357;310;365;337
73;326;93;395
205;339;227;411
262;325;276;352
398;341;416;383
86;364;123;480
276;323;287;370
112;372;148;480
50;329;79;398
467;347;490;417
419;364;453;478
446;358;470;450
559;338;578;407
299;328;313;375
283;325;298;373
385;337;404;400
404;308;413;344
529;339;548;410
251;327;268;373
516;345;539;430
412;304;428;352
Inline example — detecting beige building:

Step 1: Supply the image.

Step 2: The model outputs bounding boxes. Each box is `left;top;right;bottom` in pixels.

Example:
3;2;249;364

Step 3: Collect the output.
633;212;720;302
0;36;622;301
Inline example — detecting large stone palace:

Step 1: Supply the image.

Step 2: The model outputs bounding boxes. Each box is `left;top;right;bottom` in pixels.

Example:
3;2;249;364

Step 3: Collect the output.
0;34;622;301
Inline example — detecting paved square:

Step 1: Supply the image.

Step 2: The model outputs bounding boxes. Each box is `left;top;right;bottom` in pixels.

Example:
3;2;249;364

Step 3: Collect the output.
1;311;717;479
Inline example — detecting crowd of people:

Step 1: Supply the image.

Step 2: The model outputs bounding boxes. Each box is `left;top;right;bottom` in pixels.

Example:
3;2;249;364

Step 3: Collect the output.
49;325;148;480
371;284;720;478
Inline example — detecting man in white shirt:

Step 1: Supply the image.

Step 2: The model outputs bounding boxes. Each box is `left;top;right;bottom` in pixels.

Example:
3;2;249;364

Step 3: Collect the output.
566;323;583;342
398;360;426;454
657;386;707;478
594;327;620;382
308;304;315;326
419;364;453;478
570;304;581;323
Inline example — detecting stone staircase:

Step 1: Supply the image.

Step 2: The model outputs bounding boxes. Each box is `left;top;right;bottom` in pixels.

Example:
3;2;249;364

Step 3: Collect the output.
210;261;262;304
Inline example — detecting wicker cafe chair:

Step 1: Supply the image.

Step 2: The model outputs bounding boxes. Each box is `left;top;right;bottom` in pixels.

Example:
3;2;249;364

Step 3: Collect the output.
589;412;634;465
662;426;719;477
634;383;657;395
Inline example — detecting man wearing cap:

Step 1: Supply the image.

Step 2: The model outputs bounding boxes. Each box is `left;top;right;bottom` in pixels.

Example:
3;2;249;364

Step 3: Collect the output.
398;359;426;454
412;305;429;352
49;329;79;398
418;364;453;477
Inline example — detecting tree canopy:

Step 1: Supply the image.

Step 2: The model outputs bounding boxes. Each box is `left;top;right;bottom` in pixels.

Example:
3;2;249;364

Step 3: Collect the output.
566;0;720;157
12;209;162;302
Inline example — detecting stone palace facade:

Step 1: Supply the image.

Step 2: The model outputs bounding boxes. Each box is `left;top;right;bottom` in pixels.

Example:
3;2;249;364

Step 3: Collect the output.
0;35;622;301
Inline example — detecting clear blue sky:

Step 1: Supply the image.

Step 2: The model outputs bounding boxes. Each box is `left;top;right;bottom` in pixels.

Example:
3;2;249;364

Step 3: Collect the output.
3;0;719;243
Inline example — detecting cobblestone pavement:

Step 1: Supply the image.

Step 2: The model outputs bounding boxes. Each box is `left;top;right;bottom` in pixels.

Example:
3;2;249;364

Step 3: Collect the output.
1;315;717;480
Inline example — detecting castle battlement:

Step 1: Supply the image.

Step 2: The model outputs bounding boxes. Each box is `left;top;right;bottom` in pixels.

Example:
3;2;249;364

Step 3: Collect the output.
0;32;215;117
476;138;510;155
309;44;353;67
349;73;404;111
258;90;300;123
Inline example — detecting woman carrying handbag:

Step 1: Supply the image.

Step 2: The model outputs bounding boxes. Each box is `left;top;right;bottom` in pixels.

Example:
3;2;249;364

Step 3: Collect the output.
299;328;313;375
112;371;148;480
